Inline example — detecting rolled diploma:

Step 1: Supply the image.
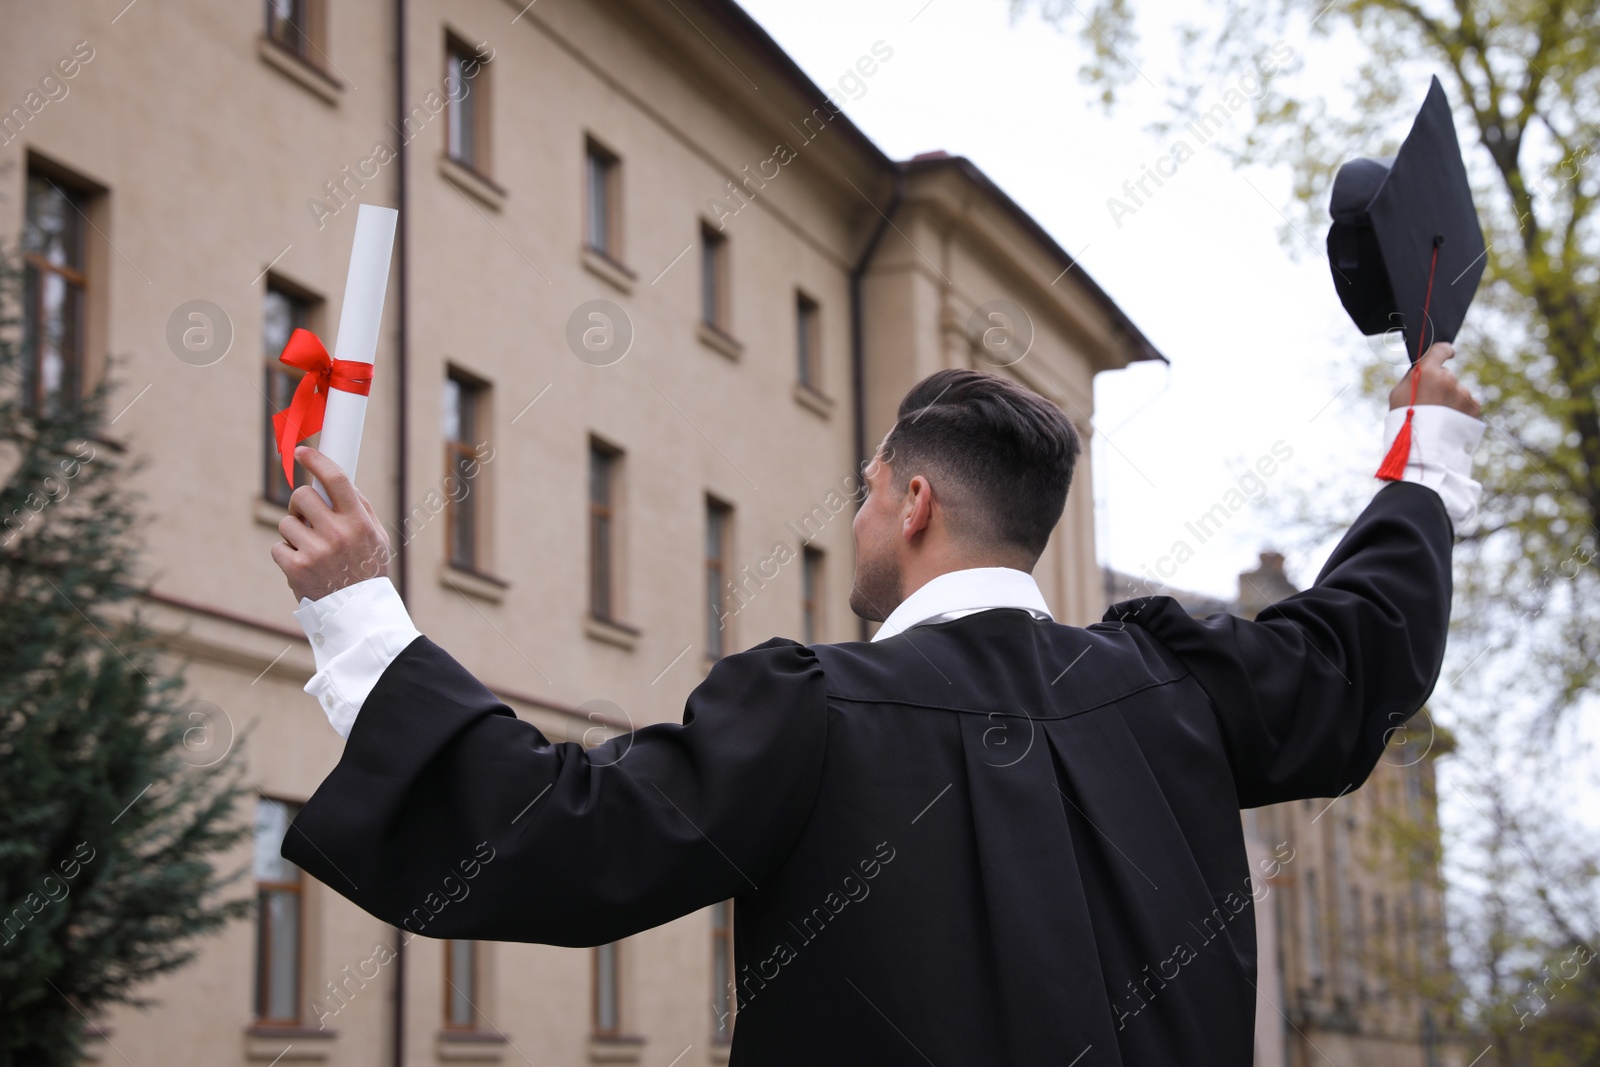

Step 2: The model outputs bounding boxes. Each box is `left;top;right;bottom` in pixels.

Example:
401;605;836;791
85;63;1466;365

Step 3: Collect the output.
313;203;398;504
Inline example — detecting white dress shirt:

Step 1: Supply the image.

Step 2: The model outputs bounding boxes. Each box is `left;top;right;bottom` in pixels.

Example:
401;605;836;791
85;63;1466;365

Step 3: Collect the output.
870;566;1053;642
293;406;1486;738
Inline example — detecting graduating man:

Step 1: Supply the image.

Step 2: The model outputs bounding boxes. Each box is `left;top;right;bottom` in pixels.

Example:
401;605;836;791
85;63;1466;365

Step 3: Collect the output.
272;349;1483;1065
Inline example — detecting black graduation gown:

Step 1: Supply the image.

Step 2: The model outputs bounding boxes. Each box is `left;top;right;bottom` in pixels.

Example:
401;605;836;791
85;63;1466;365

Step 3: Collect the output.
283;481;1453;1065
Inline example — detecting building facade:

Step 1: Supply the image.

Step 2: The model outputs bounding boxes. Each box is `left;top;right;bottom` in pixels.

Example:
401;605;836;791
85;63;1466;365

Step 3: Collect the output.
1108;554;1465;1067
3;1;1160;1064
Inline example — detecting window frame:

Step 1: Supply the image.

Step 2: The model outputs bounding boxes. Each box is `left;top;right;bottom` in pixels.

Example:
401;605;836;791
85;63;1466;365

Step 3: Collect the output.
705;497;732;659
265;0;312;60
443;939;480;1031
444;35;491;176
593;941;621;1038
588;440;622;623
801;546;823;644
443;369;491;572
700;224;729;335
263;0;328;68
21;172;90;416
253;796;306;1027
585;139;622;263
710;899;735;1043
795;291;820;390
261;278;319;506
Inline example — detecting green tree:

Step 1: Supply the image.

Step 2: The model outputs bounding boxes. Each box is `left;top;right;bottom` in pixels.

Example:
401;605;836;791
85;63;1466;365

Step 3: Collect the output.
1019;0;1599;717
0;250;251;1066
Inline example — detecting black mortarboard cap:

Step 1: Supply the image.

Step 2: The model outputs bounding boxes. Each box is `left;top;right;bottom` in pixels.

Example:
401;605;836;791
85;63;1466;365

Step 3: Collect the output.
1327;76;1486;361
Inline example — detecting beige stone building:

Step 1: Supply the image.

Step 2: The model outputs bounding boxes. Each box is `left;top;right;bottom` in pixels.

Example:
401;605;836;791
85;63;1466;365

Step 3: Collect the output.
3;0;1162;1063
1107;555;1466;1067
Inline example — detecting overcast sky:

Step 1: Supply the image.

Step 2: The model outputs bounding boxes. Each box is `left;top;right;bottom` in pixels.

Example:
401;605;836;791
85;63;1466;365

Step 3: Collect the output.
739;0;1399;599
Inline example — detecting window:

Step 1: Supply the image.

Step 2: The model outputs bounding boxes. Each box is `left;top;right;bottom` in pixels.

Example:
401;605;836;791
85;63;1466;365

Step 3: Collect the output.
445;37;490;173
585;141;621;261
444;940;479;1029
700;225;728;334
1304;870;1323;980
443;371;489;570
22;173;88;416
801;547;823;644
263;283;315;505
1372;895;1388;991
711;900;735;1042
593;942;621;1038
1347;887;1364;978
796;293;819;389
705;499;732;659
254;798;304;1024
265;0;314;60
589;442;620;622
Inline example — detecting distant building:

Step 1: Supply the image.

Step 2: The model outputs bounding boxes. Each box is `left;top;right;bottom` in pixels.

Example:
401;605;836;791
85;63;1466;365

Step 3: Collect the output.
1106;551;1467;1067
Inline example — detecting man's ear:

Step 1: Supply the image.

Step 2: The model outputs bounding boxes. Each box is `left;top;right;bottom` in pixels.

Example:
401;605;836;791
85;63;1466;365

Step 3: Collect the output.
901;474;935;542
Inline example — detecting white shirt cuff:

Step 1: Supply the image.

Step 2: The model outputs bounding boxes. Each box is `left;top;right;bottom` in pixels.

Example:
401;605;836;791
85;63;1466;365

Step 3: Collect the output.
293;577;421;739
1382;404;1486;528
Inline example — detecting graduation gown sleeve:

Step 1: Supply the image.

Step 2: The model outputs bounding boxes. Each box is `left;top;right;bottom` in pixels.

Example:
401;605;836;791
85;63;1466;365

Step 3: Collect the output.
1106;480;1453;807
281;635;828;946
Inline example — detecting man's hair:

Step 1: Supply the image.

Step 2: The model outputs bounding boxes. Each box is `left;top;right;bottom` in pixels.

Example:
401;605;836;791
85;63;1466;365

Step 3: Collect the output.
881;369;1081;562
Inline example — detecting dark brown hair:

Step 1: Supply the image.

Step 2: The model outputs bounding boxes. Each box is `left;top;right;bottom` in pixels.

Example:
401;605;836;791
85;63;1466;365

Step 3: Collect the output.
881;369;1081;562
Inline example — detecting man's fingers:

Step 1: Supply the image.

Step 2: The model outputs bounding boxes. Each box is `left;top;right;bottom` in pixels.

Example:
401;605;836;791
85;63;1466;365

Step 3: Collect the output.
1419;342;1454;370
278;512;318;551
295;446;361;514
288;483;334;527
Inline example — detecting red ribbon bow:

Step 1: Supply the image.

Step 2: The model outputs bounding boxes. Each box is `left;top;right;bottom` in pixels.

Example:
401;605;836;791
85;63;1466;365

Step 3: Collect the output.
271;328;374;487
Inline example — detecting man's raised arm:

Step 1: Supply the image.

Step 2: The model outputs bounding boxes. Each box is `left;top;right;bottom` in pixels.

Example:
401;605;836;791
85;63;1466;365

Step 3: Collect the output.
268;448;829;945
1102;344;1484;808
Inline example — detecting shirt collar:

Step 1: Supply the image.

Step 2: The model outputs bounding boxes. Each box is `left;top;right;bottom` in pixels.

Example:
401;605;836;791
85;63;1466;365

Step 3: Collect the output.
871;566;1054;642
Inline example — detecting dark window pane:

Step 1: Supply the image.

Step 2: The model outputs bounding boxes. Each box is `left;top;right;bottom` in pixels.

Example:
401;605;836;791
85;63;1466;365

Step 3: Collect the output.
711;900;734;1040
445;375;484;569
253;798;302;1024
802;549;820;644
586;150;611;254
796;296;817;387
260;890;301;1020
705;503;728;659
23;177;84;268
595;942;619;1034
447;940;476;1028
447;50;478;166
266;0;311;57
589;446;614;620
701;231;722;328
263;288;311;503
22;176;87;416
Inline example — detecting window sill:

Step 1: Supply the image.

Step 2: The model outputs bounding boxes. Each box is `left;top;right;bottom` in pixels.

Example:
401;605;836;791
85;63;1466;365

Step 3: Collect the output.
244;1024;336;1061
792;381;834;419
697;322;743;362
585;615;640;651
440;154;507;212
589;1035;646;1063
254;496;290;530
438;1029;509;1062
257;36;343;107
440;562;509;603
582;246;636;295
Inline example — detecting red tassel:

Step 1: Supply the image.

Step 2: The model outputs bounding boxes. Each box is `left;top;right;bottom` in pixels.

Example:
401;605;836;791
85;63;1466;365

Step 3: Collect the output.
1377;407;1414;481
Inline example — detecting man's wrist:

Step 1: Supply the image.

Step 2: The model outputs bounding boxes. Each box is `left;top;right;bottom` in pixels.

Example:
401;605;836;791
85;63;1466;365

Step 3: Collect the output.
294;576;416;666
1382;404;1485;527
